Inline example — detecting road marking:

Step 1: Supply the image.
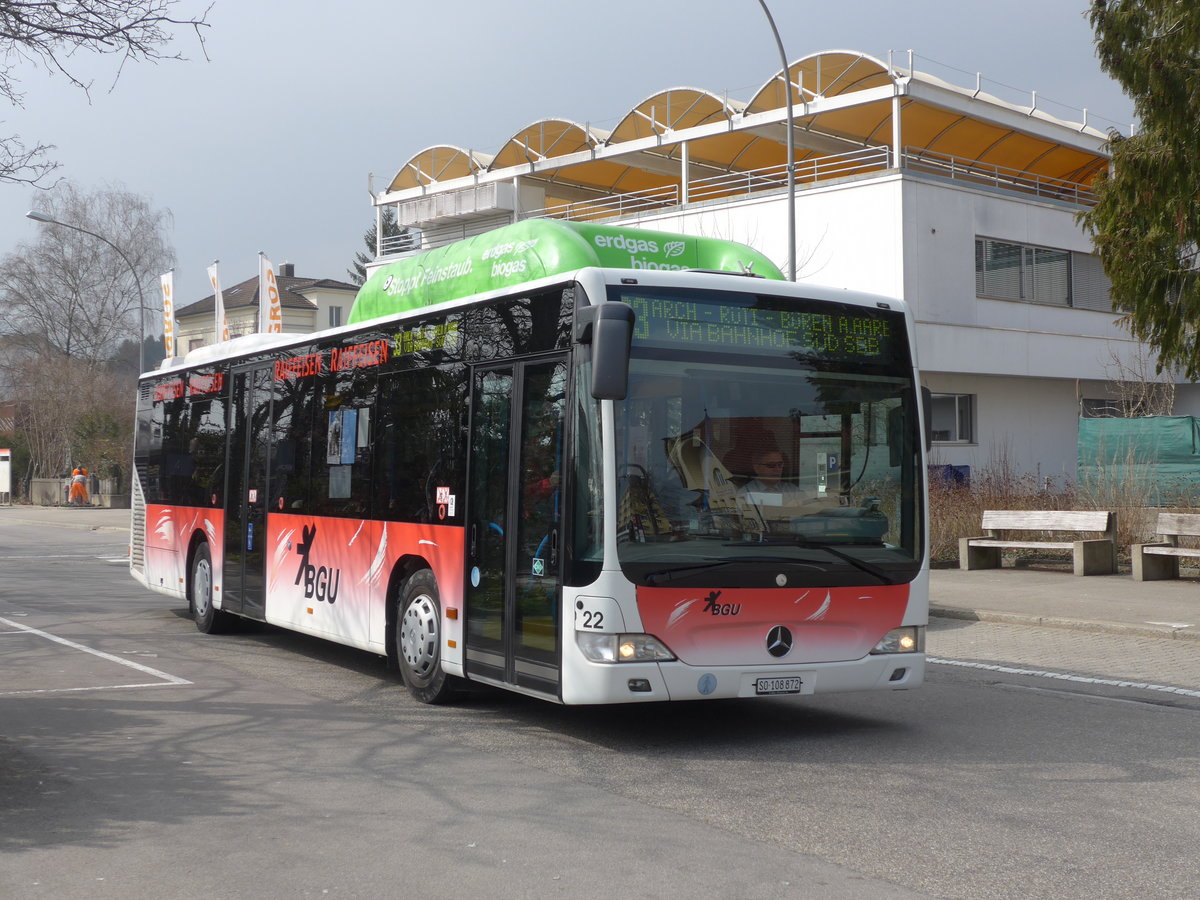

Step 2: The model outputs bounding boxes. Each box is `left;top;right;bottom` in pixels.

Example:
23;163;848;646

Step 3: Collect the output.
0;554;122;560
929;656;1200;700
0;616;192;695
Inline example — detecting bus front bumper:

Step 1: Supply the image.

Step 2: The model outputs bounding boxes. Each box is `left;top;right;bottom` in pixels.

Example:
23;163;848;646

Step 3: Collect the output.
560;653;924;704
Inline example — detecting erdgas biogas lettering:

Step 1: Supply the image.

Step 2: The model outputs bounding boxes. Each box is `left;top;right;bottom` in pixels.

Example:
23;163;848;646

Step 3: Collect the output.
593;233;660;254
594;233;691;271
491;259;527;278
381;258;474;296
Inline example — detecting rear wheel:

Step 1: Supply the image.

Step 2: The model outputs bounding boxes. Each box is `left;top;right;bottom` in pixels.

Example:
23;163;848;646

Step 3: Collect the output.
396;570;454;704
191;543;233;634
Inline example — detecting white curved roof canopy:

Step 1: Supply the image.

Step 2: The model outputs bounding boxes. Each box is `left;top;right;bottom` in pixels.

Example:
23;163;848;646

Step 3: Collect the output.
383;49;1110;212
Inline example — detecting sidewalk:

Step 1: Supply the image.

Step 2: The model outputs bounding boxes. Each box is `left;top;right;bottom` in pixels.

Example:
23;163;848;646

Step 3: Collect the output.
2;504;1197;642
930;565;1200;643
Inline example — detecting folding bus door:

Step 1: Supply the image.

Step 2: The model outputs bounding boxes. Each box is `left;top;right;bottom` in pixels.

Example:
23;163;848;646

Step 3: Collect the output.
464;357;567;697
222;363;272;621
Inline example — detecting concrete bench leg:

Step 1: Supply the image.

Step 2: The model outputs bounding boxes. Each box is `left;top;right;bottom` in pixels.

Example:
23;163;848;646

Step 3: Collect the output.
1131;544;1178;581
959;538;1000;570
1073;539;1115;576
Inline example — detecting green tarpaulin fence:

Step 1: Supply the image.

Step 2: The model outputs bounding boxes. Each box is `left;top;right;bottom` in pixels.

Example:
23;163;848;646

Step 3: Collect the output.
1077;416;1200;506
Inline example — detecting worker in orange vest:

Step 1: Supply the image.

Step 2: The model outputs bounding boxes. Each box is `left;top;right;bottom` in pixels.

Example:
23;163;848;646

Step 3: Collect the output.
70;467;90;506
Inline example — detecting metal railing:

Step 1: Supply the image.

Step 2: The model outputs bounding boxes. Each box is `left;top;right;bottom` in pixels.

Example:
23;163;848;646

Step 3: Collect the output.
389;145;1096;251
900;148;1096;206
686;146;891;204
530;183;681;224
380;231;421;255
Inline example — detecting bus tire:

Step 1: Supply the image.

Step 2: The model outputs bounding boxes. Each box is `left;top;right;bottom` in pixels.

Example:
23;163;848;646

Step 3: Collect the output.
191;543;233;634
396;569;453;704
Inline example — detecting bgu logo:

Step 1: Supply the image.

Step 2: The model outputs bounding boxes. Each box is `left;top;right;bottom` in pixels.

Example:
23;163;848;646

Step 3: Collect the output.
293;524;341;603
702;590;741;616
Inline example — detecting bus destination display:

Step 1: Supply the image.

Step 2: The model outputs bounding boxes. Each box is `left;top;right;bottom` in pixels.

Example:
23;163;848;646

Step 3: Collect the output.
623;292;899;363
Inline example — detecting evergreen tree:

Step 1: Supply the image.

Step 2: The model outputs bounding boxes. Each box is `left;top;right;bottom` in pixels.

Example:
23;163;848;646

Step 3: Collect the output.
349;207;408;285
1082;1;1200;378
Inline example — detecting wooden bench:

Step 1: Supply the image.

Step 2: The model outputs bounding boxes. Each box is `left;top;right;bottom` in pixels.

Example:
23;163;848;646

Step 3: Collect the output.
959;510;1117;576
1132;512;1200;581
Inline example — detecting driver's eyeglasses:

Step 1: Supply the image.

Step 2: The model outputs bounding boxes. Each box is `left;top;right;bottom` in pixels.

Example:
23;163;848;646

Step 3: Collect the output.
758;460;784;468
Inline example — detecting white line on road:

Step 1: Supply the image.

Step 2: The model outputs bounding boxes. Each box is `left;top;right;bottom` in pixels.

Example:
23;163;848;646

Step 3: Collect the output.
0;554;122;560
1;682;189;697
929;656;1200;700
0;616;192;695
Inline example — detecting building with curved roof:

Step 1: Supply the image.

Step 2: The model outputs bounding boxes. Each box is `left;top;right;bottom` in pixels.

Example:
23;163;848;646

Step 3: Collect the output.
366;49;1191;481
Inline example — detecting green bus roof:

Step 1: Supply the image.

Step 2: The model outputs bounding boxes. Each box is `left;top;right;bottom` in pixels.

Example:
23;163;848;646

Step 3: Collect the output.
348;219;784;324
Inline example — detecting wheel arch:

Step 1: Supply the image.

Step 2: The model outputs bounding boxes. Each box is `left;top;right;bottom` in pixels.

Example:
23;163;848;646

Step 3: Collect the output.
384;554;435;670
185;529;212;610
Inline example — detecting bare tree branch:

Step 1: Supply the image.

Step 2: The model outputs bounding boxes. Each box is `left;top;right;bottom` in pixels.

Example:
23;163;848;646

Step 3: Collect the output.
0;1;211;183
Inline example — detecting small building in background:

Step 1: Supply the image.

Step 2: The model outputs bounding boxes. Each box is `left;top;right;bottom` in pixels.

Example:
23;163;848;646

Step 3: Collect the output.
172;262;358;352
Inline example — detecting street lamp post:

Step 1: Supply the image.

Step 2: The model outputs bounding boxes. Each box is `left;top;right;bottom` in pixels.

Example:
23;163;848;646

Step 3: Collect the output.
757;0;796;281
25;209;150;375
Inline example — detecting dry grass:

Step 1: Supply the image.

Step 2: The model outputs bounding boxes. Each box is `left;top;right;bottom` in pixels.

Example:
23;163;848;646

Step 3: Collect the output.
927;458;1195;566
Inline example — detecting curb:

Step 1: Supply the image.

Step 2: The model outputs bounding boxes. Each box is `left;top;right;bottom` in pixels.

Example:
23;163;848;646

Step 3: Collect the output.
931;605;1200;643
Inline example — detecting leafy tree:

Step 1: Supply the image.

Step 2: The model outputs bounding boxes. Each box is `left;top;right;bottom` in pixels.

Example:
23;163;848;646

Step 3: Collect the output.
1082;1;1200;378
349;206;409;285
0;0;210;185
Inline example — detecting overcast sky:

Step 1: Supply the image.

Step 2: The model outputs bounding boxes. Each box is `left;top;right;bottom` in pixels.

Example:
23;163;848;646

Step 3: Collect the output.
0;0;1133;311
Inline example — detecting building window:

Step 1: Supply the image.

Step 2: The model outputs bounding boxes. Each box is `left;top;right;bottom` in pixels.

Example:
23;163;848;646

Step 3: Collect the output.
975;239;1112;311
975;238;1069;305
930;393;974;443
329;306;343;328
1081;398;1123;418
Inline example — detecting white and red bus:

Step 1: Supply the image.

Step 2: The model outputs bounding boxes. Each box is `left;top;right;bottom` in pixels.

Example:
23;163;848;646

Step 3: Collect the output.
131;219;929;704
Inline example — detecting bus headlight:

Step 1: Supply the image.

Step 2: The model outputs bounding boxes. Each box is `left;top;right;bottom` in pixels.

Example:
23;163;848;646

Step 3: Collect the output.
577;632;676;663
871;626;925;654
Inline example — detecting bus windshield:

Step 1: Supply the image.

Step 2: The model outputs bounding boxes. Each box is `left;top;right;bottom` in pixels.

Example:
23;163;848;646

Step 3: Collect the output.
611;285;923;589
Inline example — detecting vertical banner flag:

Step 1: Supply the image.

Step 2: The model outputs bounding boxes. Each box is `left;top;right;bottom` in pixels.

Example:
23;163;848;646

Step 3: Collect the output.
259;252;282;333
208;260;230;343
160;271;177;359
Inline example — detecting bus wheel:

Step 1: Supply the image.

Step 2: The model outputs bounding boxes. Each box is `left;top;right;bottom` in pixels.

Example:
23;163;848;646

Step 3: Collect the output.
191;543;232;634
396;570;453;704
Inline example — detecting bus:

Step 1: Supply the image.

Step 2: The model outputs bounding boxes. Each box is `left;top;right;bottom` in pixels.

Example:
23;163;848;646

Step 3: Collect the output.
131;218;929;705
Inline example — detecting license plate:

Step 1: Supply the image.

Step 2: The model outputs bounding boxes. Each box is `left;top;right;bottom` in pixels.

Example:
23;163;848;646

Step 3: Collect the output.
755;676;803;695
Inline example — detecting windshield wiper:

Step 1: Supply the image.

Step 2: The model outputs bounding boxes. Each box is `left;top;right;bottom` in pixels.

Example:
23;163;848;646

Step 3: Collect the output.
787;542;892;585
643;556;803;586
747;537;895;584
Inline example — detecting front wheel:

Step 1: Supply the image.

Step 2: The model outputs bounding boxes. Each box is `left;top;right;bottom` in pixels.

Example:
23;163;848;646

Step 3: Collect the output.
395;570;454;704
191;543;234;634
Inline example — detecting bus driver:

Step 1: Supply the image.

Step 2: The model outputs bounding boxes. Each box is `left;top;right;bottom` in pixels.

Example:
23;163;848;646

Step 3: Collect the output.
739;450;804;505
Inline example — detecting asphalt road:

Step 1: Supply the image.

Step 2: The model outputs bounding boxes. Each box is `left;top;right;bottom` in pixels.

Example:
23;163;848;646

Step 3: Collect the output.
1;521;1197;900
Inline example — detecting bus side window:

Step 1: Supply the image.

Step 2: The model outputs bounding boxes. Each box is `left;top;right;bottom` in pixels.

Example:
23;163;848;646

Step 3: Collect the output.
375;366;466;524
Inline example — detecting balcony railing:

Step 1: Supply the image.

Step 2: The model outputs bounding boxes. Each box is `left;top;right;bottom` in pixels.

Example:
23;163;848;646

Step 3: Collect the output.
531;183;681;224
384;146;1096;254
900;148;1096;205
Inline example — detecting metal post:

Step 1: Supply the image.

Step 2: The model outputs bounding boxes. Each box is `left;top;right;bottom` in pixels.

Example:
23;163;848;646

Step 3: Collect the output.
757;0;796;281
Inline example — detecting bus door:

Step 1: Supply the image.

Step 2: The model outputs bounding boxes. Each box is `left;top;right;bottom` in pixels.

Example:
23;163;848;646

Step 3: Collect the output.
222;363;272;620
465;357;568;697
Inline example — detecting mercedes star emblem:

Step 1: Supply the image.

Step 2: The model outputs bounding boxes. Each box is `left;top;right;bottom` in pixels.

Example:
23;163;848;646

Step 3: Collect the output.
766;625;793;658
